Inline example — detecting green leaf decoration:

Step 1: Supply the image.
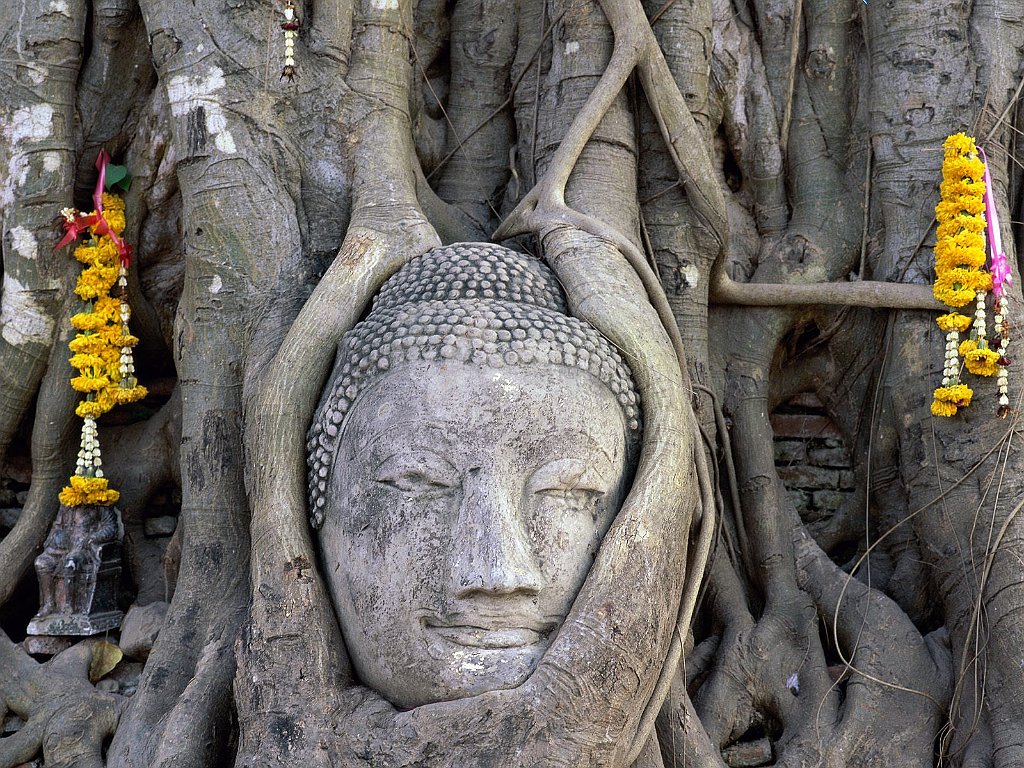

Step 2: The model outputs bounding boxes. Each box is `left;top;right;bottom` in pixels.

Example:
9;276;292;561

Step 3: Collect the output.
104;164;132;193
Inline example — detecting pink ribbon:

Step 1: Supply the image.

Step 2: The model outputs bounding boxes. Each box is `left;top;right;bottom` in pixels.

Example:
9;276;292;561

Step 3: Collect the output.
56;149;132;268
980;148;1012;298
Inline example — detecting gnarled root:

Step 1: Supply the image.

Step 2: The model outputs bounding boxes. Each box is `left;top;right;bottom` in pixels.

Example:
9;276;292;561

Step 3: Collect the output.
0;634;122;768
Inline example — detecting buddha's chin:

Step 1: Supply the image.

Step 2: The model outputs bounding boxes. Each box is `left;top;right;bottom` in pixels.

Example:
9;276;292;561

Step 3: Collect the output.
426;635;546;702
366;630;547;709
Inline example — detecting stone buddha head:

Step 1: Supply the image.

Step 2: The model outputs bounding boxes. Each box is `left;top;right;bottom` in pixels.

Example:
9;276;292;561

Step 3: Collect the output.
307;243;641;710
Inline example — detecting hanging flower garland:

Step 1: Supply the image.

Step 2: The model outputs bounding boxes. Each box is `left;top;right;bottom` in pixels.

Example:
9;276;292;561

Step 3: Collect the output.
56;150;146;506
279;1;299;81
931;133;1012;418
981;149;1014;417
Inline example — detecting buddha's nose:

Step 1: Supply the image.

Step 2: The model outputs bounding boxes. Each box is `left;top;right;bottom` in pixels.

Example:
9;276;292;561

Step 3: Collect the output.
450;468;544;597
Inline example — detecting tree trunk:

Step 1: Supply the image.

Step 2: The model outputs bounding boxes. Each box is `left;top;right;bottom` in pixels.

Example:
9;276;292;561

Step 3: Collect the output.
1;0;1022;765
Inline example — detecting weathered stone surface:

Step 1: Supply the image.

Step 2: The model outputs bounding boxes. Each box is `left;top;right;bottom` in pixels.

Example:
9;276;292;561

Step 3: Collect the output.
29;505;123;637
787;489;812;515
144;515;178;537
0;507;20;528
770;413;841;439
28;611;122;637
812;489;849;513
786;392;825;409
319;362;632;708
23;635;74;656
777;465;840;490
119;601;169;660
310;244;651;712
774;439;808;464
808;444;851;468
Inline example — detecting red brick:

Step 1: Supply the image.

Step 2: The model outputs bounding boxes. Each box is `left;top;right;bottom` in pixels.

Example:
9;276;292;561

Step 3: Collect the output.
770;413;841;439
787;392;825;409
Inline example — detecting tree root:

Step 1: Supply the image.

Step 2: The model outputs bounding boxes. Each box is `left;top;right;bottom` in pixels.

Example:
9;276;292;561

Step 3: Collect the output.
789;525;951;765
711;275;942;310
687;515;951;766
239;2;440;763
0;322;79;606
0;634;121;768
0;0;85;479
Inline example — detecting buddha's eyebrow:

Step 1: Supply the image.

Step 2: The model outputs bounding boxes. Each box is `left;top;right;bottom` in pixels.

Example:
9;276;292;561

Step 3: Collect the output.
515;430;618;470
570;432;617;468
354;418;452;453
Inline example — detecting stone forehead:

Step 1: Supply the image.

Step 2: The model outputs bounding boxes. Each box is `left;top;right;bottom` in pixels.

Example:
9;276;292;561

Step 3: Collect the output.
306;244;641;527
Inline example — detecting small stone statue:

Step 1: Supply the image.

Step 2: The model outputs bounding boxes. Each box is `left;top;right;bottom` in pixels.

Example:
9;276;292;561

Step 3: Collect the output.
28;504;123;637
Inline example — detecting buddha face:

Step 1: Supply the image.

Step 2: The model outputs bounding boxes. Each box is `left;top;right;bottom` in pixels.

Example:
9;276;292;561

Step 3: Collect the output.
318;361;630;709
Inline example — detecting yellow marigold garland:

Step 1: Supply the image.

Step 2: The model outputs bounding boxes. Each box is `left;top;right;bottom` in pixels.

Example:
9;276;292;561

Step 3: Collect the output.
57;188;146;507
932;133;989;417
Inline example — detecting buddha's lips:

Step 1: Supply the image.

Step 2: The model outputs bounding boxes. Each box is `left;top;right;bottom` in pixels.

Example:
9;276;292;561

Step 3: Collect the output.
424;622;545;649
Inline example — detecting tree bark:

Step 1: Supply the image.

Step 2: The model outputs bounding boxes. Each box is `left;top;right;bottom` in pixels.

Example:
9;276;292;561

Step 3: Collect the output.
1;0;1023;765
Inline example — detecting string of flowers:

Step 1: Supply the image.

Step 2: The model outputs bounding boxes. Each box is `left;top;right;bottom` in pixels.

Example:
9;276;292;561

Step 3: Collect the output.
55;151;146;506
931;133;993;417
981;149;1014;417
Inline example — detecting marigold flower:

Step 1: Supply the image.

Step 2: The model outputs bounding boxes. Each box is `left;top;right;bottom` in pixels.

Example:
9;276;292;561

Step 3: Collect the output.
69;353;105;371
101;193;125;212
71;312;104;331
74;265;119;301
944;132;978;156
102;209;126;236
69;334;106;354
107;332;139;348
59;475;120;506
937;313;972;333
965;347;1000;376
934;240;985;271
934;383;973;407
113;385;147;405
931;399;959;417
939;180;986;203
71;374;110;393
937;214;986;238
75;400;106;419
934;281;977;308
934;132;989;338
942;156;985;182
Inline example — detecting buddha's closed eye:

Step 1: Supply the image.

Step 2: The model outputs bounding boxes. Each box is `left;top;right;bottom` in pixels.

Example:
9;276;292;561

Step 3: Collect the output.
527;458;610;498
374;452;459;496
534;488;605;500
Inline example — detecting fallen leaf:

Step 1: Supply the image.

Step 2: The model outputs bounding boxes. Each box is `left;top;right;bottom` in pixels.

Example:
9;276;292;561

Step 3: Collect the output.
89;640;123;683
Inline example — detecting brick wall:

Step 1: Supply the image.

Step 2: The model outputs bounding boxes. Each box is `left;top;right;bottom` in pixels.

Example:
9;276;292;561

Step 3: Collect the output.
771;394;854;522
